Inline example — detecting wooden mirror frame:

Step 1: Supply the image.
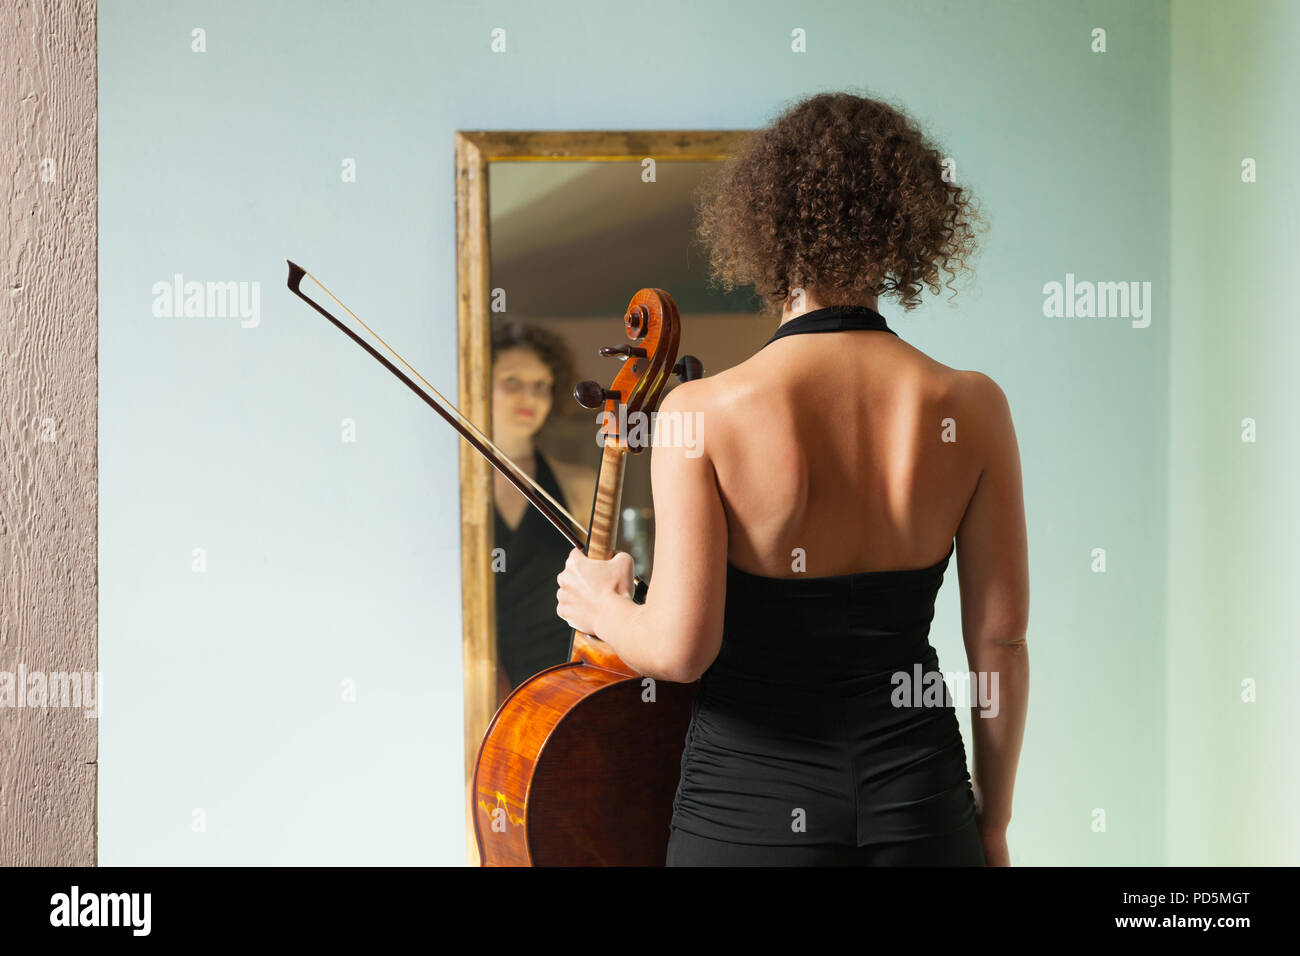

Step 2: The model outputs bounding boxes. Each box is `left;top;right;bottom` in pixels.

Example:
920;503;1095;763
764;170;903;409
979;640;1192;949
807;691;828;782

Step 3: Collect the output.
454;129;752;864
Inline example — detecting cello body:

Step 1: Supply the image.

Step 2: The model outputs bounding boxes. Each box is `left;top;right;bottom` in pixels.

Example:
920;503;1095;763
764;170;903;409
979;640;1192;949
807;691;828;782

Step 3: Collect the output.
473;289;699;866
473;660;697;866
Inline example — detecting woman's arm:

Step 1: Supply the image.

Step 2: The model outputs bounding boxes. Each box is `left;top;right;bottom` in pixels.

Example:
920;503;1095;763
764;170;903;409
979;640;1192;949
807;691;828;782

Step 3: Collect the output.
955;372;1030;865
555;381;728;683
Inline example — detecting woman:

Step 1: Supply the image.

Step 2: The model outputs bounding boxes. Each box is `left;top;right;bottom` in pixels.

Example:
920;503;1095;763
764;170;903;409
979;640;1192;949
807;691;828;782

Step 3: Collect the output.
491;321;597;704
555;92;1029;867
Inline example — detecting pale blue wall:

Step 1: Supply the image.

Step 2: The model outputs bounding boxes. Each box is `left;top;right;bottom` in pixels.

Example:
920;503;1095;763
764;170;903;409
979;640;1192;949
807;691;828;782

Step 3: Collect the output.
99;0;1172;864
1167;0;1300;866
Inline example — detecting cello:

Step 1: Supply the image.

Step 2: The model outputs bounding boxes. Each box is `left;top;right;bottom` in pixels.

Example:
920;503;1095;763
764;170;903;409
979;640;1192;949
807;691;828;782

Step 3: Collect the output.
285;263;702;866
474;288;700;867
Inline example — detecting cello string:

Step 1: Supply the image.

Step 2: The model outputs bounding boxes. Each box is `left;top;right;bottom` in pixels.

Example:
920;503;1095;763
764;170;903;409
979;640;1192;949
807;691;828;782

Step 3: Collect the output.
298;267;588;538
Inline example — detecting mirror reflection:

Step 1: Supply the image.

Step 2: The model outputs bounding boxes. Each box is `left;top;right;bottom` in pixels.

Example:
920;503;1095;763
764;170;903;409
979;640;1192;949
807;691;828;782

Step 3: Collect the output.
484;159;769;708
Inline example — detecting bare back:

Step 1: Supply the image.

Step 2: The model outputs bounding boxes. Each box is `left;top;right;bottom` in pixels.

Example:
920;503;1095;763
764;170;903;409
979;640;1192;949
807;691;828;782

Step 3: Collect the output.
699;329;985;578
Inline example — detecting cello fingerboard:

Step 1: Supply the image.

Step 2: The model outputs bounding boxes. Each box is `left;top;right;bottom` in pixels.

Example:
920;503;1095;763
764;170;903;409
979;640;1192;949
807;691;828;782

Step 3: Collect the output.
570;438;636;674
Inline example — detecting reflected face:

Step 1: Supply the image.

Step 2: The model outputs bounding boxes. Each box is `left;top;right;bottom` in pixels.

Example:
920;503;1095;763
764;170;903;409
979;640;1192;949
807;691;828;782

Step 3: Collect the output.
492;347;554;441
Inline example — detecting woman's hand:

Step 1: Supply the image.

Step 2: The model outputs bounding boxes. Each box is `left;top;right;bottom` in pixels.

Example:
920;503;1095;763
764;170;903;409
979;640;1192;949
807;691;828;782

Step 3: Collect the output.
977;819;1011;866
555;548;636;637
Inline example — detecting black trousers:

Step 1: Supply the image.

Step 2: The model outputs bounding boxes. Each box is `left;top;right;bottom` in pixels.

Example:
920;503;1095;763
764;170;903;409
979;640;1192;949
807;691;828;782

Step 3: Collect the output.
666;818;986;866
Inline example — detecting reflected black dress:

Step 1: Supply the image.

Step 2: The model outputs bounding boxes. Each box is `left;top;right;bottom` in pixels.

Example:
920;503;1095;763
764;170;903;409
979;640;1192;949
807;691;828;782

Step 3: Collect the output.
665;306;985;866
493;450;574;689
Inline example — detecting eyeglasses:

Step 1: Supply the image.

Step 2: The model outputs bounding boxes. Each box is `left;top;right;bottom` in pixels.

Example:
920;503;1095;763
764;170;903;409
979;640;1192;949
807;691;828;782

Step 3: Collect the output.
497;377;554;400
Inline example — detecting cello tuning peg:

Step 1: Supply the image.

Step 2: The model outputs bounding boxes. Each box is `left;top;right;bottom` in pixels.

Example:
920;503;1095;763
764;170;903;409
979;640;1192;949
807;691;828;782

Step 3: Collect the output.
673;354;704;383
573;380;620;409
598;344;647;360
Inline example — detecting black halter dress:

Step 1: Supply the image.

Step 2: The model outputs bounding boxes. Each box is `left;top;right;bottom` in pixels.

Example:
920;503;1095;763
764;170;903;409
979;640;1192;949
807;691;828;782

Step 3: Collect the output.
493;450;575;689
665;306;986;866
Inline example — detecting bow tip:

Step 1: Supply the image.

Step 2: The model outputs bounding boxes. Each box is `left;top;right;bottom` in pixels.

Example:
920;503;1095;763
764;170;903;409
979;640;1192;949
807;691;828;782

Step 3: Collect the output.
285;259;306;292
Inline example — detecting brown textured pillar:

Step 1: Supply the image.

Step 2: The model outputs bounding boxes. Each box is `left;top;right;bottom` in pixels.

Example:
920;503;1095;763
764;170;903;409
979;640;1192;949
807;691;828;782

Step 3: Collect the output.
0;0;97;866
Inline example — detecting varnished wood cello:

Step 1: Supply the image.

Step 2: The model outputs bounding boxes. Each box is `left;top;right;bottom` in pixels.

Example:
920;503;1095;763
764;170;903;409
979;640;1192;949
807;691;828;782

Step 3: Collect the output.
473;288;700;867
285;262;702;866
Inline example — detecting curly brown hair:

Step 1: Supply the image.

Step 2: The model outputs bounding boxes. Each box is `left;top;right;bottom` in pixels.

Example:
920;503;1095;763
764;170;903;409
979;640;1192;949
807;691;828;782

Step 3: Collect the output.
694;91;985;314
491;319;575;411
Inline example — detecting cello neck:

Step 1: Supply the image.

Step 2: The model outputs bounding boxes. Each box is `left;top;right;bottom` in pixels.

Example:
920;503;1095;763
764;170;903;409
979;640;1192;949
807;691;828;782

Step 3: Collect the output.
569;438;638;674
584;440;628;561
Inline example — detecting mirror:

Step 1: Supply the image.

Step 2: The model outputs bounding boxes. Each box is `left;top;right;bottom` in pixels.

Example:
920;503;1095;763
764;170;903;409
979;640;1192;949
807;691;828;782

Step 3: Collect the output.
455;130;766;862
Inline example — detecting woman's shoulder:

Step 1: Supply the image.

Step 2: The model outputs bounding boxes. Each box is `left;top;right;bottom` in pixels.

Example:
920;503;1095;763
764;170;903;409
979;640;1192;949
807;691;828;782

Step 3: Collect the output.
547;455;597;484
546;455;599;512
877;341;1006;409
659;358;763;415
650;346;1008;425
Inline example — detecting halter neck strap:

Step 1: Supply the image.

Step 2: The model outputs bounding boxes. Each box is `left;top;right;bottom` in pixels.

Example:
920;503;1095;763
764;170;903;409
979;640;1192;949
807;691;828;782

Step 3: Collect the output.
762;305;897;350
